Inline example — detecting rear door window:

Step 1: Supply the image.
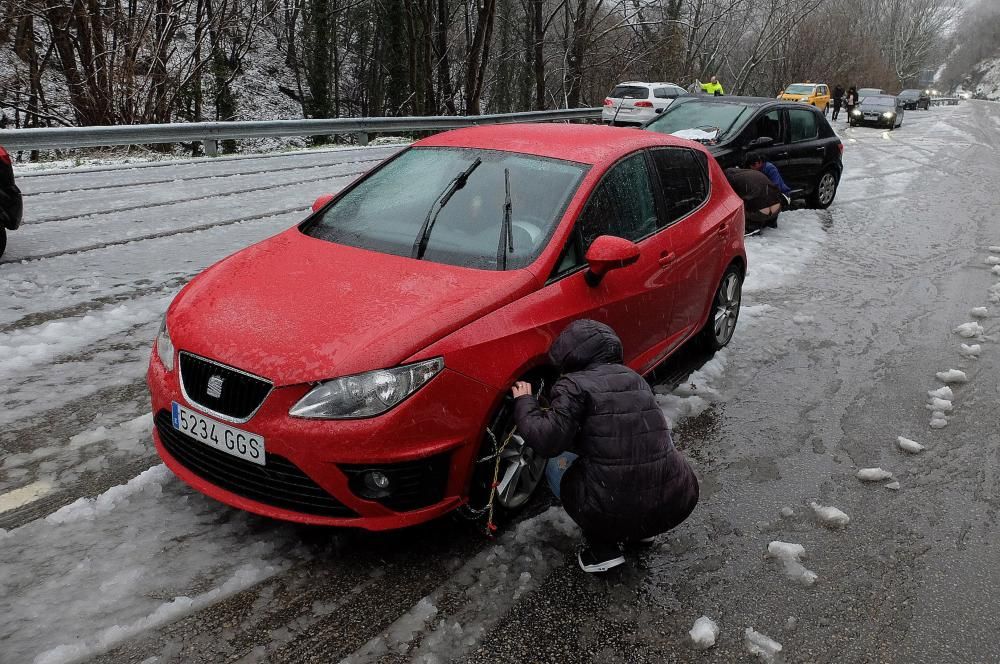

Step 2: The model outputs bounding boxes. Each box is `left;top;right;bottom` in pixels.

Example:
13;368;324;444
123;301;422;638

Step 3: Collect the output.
610;85;649;99
649;149;709;226
653;87;679;99
788;109;819;142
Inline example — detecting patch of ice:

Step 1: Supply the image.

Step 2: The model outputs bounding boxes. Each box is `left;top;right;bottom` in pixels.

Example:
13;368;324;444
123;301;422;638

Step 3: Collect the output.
927;386;954;400
925;397;953;412
885;481;901;490
960;344;982;358
857;467;892;481
986;256;1000;265
656;352;727;426
953;323;984;339
766;541;817;586
784;617;797;631
992;265;1000;276
991;284;1000;304
742;215;828;294
779;506;794;518
990;246;1000;253
936;369;969;383
809;502;850;527
689;616;720;650
970;307;989;318
929;414;949;429
792;314;814;324
897;436;925;454
745;627;783;662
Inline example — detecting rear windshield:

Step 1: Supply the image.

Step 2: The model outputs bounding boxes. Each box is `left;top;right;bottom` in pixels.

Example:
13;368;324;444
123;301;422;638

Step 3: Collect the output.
645;100;752;141
784;84;816;95
610;85;649;99
303;147;587;271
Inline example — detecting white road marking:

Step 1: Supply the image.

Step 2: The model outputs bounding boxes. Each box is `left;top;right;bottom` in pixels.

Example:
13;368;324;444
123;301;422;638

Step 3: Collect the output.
0;481;53;514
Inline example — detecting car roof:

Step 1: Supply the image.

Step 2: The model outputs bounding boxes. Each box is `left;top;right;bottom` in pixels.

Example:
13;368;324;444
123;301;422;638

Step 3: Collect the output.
415;123;699;165
614;81;682;88
787;82;821;87
673;95;793;108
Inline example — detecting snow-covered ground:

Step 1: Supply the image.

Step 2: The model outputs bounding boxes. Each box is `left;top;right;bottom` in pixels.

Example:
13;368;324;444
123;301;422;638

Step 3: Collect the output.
0;104;995;663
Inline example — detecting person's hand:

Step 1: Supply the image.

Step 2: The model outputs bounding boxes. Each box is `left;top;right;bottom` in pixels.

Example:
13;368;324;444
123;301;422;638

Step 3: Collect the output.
511;381;533;399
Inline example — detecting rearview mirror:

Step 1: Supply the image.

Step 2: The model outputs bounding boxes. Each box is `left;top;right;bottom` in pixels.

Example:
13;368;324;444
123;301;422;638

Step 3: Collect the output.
584;236;641;286
312;193;335;213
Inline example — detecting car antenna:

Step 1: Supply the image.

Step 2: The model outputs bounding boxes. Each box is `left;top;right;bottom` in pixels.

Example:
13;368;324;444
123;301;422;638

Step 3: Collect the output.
497;168;514;270
412;157;483;260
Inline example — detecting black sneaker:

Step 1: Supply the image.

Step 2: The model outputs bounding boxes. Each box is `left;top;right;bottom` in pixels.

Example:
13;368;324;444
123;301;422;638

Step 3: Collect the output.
577;542;625;573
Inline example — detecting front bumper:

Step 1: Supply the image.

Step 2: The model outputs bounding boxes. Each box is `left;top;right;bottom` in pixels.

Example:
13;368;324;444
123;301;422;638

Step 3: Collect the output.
147;352;498;529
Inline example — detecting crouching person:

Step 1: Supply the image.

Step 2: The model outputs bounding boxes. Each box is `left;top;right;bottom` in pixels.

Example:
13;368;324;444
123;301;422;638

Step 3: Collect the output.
511;319;699;573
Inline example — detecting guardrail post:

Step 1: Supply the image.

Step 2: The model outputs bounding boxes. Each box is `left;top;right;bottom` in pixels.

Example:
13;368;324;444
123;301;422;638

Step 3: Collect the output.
204;138;218;157
354;132;369;146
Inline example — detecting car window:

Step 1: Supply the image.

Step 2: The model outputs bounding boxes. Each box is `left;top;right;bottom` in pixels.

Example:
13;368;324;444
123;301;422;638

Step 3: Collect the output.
578;153;658;248
610;85;649;99
653;87;679;99
747;109;784;144
788;109;819;142
304;147;587;271
649;148;709;226
785;84;816;95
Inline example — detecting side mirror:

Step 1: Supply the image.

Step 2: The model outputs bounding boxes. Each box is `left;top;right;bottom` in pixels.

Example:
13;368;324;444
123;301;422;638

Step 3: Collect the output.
747;136;774;149
312;193;335;213
584;235;641;287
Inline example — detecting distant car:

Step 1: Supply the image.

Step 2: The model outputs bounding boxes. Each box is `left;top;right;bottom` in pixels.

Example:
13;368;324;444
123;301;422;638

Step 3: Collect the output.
849;95;904;129
779;83;831;112
898;89;930;110
857;87;885;100
644;96;844;209
602;81;688;126
0;145;23;259
148;123;747;530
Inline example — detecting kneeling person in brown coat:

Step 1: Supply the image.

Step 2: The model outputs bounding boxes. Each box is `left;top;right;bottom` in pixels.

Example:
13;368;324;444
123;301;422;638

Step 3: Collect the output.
511;319;699;573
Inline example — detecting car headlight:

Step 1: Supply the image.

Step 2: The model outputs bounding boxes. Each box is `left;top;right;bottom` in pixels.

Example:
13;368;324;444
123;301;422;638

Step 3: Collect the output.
851;109;862;116
883;111;894;118
290;358;444;419
155;315;175;372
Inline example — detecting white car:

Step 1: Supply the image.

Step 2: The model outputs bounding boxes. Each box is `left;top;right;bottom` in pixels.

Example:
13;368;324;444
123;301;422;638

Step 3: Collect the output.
602;82;688;126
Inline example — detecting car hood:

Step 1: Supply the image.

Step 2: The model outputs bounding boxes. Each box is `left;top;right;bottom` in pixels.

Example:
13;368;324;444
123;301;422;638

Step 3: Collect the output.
169;228;538;386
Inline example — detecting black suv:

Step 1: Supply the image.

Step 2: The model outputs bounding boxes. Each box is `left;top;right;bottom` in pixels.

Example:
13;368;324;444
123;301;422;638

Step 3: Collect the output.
0;144;23;259
897;89;930;111
643;96;844;208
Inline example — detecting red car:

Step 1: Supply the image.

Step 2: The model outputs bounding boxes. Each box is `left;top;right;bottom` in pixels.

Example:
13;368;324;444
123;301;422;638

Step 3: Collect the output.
148;124;746;530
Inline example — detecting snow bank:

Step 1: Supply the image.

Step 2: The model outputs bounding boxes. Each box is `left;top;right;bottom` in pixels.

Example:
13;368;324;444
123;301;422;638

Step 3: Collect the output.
655;351;728;426
742;213;827;294
689;616;720;650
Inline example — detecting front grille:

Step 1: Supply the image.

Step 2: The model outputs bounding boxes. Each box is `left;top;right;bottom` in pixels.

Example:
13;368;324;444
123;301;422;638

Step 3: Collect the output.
179;352;271;421
155;411;356;518
341;453;450;512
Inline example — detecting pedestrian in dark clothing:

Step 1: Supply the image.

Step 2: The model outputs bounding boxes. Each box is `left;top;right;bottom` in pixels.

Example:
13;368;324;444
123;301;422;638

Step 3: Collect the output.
725;166;782;231
511;319;699;573
845;87;858;121
744;151;792;202
832;86;845;120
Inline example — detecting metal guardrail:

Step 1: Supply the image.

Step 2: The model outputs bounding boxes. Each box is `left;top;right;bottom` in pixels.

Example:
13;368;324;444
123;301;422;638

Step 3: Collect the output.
0;108;603;155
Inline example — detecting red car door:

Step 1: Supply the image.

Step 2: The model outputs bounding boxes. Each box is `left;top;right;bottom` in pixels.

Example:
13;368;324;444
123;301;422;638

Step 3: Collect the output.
515;151;681;373
646;147;719;346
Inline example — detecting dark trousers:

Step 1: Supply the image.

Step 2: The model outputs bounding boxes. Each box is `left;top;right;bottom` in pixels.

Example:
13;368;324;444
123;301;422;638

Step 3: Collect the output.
832;102;842;120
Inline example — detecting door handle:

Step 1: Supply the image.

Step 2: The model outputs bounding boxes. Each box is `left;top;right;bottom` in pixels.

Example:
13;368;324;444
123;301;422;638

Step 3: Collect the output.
658;252;676;268
776;152;790;158
716;223;728;237
815;147;826;152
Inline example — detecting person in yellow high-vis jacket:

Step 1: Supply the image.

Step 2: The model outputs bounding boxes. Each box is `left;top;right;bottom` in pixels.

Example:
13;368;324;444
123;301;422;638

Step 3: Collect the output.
700;76;725;96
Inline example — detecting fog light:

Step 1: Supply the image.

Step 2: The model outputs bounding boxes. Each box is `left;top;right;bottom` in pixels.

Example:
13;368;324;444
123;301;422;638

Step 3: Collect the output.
365;471;390;491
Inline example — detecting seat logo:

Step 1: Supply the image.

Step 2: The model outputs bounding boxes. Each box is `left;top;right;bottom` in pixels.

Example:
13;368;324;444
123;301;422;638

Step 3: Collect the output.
206;375;225;399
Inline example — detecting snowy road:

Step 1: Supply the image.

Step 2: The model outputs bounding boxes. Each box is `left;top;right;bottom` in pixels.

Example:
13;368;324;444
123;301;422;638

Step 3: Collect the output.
2;104;1000;663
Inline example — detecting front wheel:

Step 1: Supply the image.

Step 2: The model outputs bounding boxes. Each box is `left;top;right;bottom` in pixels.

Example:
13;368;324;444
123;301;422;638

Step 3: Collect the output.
810;169;838;209
700;266;743;351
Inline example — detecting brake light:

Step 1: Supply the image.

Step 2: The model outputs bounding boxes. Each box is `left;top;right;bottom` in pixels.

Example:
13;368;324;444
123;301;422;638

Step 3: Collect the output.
838;143;845;155
604;98;615;107
634;101;653;108
0;146;10;166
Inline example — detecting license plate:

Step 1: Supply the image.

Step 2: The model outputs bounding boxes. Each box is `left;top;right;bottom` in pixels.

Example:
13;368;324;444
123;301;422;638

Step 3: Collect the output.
172;402;265;465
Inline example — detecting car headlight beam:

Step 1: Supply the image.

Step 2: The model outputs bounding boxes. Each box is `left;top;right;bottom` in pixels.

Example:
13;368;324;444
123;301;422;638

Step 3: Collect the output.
156;315;175;372
290;357;444;419
883;111;894;118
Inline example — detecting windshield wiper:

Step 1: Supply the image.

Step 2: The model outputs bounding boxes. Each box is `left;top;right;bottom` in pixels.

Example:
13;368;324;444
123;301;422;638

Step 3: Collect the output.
412;157;483;260
496;168;514;270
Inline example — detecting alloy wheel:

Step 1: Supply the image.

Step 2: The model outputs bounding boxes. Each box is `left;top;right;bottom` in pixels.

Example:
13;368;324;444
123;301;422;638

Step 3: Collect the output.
492;431;546;510
713;271;742;346
818;172;837;206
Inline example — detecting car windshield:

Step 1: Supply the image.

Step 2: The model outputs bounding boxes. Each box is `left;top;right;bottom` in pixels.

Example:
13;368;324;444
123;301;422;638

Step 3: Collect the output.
863;96;896;107
610;85;649;99
303;147;587;271
645;100;751;142
785;84;816;95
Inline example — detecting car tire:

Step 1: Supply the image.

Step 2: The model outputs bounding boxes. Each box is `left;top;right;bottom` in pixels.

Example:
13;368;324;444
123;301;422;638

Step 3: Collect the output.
809;168;839;209
464;387;548;520
700;265;743;351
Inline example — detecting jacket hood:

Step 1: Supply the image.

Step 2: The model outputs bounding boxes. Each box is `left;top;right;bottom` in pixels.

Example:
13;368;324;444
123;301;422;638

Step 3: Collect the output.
548;319;624;373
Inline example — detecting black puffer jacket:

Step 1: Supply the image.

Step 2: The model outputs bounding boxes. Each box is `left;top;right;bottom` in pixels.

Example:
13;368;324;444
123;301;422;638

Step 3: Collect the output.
513;320;699;541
